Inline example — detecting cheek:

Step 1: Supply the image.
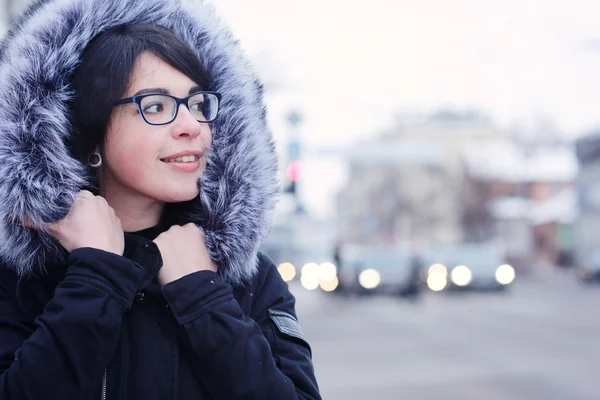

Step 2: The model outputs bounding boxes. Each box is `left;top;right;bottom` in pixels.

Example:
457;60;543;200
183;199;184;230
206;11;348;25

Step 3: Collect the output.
104;124;161;184
205;125;213;147
108;149;149;183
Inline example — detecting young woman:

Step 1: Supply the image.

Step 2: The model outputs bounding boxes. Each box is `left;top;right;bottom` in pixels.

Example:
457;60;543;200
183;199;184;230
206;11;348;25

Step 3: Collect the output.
0;0;321;399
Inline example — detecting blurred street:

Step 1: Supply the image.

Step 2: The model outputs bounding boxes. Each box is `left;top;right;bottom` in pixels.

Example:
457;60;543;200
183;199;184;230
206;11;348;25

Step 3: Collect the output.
292;272;600;400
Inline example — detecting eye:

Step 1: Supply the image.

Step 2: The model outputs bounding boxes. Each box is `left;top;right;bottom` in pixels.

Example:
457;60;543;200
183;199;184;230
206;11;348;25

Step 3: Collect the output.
190;100;204;112
142;102;165;114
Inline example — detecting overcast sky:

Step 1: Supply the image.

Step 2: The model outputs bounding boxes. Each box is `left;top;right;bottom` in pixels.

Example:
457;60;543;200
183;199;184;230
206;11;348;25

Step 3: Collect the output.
212;0;600;218
216;0;600;143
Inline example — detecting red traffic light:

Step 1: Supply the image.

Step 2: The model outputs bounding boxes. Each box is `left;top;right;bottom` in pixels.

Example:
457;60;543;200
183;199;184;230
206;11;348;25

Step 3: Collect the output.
286;160;303;182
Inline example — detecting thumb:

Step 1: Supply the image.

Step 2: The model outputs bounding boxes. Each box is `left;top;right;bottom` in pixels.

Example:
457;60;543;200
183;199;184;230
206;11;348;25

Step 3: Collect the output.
21;217;47;231
22;216;63;237
45;219;66;237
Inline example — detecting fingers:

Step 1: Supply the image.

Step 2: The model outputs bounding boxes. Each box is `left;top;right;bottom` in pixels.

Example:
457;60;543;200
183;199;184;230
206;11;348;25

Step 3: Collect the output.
181;223;203;235
45;221;62;236
22;216;57;232
21;216;63;238
158;223;203;238
78;190;95;200
75;190;113;214
22;190;97;232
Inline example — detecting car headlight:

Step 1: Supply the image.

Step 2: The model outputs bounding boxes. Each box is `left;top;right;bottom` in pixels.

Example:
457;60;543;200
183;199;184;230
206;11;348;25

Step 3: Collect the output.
277;262;296;282
451;265;472;286
319;276;339;292
427;274;447;291
300;274;320;290
300;263;320;290
428;263;447;277
301;263;319;278
359;269;381;289
495;264;515;285
319;262;337;280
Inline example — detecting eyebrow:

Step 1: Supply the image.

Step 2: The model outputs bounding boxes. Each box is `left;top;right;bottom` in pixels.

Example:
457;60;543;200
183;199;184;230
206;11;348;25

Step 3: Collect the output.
188;85;203;95
133;87;168;96
133;85;204;97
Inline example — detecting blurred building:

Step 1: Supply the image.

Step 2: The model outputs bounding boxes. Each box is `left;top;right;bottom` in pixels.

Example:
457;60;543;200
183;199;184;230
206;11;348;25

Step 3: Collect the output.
336;139;451;246
463;140;578;270
335;110;511;248
573;132;600;268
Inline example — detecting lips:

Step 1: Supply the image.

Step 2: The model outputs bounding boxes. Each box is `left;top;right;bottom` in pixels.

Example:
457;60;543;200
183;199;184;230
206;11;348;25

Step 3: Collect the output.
160;150;203;163
162;155;200;163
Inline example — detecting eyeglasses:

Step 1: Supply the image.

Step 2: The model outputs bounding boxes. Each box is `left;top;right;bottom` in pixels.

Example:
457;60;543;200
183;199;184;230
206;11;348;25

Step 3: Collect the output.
113;91;221;126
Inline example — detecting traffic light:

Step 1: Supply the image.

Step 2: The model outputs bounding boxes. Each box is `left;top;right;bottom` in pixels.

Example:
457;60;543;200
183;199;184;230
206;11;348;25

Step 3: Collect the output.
286;160;303;182
284;160;303;195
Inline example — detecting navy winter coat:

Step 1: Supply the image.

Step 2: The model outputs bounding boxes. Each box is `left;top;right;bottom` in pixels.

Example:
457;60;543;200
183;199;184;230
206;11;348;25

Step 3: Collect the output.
0;228;320;399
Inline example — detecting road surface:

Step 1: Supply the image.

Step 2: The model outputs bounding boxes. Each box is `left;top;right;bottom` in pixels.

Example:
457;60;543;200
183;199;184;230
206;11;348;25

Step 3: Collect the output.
290;272;600;400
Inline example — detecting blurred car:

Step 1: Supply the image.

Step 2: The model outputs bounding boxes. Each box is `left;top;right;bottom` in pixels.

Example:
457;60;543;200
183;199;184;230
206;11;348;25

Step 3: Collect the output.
576;250;600;284
335;246;422;298
423;243;515;292
259;241;337;288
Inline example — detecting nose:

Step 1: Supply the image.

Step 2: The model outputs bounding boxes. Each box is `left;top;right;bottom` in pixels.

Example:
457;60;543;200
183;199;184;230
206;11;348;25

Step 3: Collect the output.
171;104;201;139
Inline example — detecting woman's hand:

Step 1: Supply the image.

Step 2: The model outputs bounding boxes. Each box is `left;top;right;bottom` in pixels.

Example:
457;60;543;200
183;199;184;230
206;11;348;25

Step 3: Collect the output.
153;223;218;285
30;190;125;255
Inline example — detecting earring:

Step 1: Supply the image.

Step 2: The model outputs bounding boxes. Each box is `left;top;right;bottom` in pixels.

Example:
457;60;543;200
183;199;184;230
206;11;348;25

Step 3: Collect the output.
88;151;102;168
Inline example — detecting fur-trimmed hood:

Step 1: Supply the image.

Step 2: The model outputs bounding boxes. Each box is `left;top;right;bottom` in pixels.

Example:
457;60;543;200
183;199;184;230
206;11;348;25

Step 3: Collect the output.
0;0;278;284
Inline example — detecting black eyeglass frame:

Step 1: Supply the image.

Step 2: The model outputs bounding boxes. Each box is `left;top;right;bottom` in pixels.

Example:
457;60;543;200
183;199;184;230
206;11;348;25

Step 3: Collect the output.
113;91;222;126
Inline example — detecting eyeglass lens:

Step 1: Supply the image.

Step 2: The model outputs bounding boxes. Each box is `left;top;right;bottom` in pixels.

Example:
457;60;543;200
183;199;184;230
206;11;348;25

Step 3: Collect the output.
139;93;219;124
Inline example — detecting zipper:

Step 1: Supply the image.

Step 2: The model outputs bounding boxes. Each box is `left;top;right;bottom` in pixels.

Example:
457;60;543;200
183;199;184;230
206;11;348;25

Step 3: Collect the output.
101;369;107;400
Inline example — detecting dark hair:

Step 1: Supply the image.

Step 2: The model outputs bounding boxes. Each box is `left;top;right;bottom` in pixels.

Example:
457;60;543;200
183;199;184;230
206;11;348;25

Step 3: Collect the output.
69;24;210;169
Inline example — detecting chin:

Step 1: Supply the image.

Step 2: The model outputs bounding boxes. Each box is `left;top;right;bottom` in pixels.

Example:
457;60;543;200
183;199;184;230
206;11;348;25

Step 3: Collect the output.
159;184;200;203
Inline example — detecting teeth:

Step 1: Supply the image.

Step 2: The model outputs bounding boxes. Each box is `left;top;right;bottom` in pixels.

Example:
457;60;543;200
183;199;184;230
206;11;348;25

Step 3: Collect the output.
164;155;199;163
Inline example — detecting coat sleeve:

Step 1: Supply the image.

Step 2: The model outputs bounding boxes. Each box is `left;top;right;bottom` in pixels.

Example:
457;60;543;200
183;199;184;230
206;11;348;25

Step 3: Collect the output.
161;254;321;400
0;248;146;400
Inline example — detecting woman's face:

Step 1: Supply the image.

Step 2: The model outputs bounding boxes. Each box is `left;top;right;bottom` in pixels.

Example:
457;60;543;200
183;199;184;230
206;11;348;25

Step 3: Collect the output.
103;51;212;205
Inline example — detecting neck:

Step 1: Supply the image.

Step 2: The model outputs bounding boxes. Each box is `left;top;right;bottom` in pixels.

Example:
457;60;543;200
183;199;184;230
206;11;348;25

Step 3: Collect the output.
101;185;165;233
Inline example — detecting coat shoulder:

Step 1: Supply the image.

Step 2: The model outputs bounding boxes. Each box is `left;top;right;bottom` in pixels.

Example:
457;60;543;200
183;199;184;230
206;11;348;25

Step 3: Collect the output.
232;252;292;317
251;252;280;293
